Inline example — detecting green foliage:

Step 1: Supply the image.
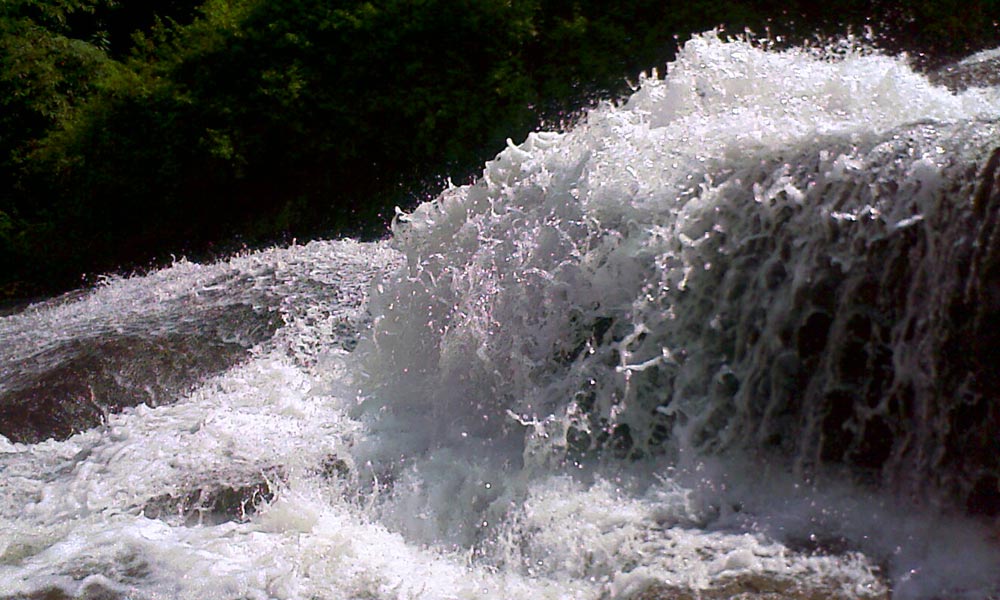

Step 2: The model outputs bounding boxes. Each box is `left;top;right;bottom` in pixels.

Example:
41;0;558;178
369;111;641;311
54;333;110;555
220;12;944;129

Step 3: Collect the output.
1;0;100;31
0;19;111;180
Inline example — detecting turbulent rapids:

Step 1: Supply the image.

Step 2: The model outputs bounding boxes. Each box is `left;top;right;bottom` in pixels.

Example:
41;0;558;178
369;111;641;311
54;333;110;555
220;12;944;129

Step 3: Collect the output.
2;33;1000;600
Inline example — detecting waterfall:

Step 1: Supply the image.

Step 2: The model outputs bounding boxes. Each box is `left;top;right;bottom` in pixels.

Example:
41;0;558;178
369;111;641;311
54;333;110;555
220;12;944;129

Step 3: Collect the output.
361;32;1000;514
2;32;999;600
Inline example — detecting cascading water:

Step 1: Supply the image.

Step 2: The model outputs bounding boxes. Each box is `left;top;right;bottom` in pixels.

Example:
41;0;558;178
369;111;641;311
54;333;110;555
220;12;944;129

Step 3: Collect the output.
1;32;999;600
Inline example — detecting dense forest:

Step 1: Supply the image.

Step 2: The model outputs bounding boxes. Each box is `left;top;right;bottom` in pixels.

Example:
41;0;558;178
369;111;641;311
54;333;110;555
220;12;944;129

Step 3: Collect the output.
2;0;999;303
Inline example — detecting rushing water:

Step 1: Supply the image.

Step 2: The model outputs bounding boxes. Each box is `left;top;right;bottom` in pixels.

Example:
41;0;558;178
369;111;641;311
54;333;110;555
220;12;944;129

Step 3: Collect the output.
2;33;1000;600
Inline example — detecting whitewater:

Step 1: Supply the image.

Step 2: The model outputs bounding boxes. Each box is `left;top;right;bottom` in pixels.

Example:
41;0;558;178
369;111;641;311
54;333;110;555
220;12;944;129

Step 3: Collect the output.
2;32;1000;599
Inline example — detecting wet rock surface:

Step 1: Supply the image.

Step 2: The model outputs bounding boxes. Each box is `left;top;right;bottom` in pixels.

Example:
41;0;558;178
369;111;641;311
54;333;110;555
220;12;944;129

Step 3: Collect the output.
142;477;277;526
630;573;890;600
0;241;396;445
0;303;280;444
929;52;1000;92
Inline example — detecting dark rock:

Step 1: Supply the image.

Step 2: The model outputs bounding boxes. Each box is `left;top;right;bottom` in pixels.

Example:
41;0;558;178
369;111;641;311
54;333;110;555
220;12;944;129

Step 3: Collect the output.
0;304;279;444
142;476;276;526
